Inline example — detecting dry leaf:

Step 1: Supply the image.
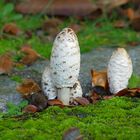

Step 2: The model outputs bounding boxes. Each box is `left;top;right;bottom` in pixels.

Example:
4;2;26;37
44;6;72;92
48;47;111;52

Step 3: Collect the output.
97;0;129;11
16;0;96;17
74;97;90;106
16;79;41;97
23;104;38;113
20;44;40;65
91;69;108;90
90;92;102;104
114;20;127;28
3;23;21;36
0;52;13;74
115;88;140;97
42;18;62;37
62;127;83;140
123;8;135;20
131;16;140;31
48;99;64;107
69;24;81;33
29;93;48;111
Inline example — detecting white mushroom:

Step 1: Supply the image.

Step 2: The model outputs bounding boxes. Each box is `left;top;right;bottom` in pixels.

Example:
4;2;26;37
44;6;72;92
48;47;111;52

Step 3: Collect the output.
107;48;133;94
50;28;82;105
42;67;57;99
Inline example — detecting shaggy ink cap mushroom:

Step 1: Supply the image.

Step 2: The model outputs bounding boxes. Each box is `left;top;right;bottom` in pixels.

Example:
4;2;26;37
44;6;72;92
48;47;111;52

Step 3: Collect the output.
107;48;133;94
50;28;82;105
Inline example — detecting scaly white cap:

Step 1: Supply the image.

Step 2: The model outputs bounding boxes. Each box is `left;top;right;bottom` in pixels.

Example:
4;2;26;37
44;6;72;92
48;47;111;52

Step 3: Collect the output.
42;67;57;99
107;48;133;94
50;28;80;88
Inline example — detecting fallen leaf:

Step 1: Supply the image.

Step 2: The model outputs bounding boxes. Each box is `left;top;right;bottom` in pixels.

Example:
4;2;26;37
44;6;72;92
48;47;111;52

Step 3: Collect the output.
23;104;38;113
127;41;140;46
20;44;41;65
48;99;64;107
103;95;114;100
62;127;83;140
69;24;81;33
42;18;62;37
131;16;140;31
123;8;135;20
3;23;22;36
97;0;129;11
91;69;108;90
74;97;90;106
113;20;127;28
0;52;13;74
16;79;41;97
90;92;102;104
115;88;140;97
29;93;48;111
92;86;110;96
16;0;96;17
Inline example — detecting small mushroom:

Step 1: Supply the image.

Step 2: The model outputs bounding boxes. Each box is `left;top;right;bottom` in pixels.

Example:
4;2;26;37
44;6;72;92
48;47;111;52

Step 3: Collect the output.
107;48;133;94
42;67;57;99
50;28;82;105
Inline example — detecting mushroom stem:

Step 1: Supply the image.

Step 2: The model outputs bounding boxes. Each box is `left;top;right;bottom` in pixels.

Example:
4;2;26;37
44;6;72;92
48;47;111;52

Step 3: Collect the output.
57;88;70;105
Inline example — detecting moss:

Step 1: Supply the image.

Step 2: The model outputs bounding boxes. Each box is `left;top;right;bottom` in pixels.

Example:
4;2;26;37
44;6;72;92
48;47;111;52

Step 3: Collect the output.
128;74;140;88
0;97;140;140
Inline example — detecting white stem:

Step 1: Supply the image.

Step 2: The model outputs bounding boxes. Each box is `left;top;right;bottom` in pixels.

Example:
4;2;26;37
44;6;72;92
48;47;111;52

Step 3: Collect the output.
57;88;70;105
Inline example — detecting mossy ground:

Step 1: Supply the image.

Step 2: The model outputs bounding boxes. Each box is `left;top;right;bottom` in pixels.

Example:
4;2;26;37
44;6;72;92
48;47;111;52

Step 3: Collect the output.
1;1;140;140
0;97;140;140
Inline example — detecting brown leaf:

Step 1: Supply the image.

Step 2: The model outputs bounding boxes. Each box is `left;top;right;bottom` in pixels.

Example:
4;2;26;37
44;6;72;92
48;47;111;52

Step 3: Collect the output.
23;104;38;113
20;44;40;65
113;20;127;28
16;79;41;97
103;95;114;100
3;23;22;36
123;8;135;20
131;16;140;31
0;52;13;74
91;69;108;90
42;18;62;37
90;92;102;104
74;97;90;106
69;24;81;33
115;88;140;97
97;0;129;11
29;93;48;111
15;0;96;17
62;127;83;140
48;99;64;107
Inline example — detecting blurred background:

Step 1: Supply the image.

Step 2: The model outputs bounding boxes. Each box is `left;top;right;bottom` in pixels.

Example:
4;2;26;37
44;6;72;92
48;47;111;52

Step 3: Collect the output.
0;0;140;58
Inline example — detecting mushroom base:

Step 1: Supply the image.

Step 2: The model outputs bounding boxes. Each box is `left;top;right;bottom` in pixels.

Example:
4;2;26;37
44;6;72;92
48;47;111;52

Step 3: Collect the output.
57;88;70;105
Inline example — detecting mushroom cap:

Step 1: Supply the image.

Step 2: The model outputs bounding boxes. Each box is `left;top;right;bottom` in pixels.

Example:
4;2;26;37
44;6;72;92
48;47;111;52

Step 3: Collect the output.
42;67;57;99
50;28;80;88
107;48;133;94
70;80;83;103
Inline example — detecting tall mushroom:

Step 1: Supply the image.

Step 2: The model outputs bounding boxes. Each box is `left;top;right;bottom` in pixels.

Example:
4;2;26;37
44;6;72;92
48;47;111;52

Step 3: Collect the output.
107;48;133;94
50;28;82;105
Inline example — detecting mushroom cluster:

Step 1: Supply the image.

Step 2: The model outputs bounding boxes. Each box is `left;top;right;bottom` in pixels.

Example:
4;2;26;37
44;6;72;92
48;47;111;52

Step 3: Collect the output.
107;48;133;94
42;28;82;105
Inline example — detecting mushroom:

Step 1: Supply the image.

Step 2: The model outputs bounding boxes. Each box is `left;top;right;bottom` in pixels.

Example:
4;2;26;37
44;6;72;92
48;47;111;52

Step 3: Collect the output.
70;80;83;103
50;28;82;105
42;67;57;99
107;48;133;94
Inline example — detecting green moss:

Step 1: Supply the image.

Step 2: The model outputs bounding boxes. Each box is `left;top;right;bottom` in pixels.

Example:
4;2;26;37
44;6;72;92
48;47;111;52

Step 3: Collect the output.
128;74;140;88
0;97;140;140
10;75;22;83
